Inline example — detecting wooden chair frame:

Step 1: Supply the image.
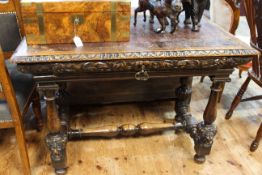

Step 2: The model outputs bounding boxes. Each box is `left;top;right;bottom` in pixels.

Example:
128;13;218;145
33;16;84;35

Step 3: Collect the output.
0;0;24;59
0;2;42;173
226;0;262;152
0;47;42;174
0;1;43;169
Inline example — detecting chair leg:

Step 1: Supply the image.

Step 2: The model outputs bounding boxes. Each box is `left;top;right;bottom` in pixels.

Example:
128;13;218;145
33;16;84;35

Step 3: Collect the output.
200;76;205;82
14;124;31;175
32;90;43;131
218;82;225;103
238;69;243;78
225;76;251;119
250;122;262;152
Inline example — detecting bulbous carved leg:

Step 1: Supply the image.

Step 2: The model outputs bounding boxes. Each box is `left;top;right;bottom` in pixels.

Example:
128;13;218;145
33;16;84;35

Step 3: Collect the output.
38;84;68;174
46;133;67;174
190;122;217;163
175;77;223;163
190;80;221;163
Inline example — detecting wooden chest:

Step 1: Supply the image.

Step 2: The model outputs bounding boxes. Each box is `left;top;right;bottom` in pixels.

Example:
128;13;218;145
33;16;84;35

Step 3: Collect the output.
21;0;131;45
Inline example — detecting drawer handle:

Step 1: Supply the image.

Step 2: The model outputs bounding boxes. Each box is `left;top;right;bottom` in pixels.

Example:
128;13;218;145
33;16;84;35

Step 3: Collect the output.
135;65;149;81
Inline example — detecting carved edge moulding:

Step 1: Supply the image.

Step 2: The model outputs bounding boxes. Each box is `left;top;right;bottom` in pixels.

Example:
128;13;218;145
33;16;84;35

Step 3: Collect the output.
12;48;257;63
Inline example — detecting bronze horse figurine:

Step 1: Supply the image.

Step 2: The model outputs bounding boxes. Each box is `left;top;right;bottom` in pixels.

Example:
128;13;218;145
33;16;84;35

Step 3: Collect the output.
134;0;208;32
133;0;155;26
153;0;183;33
179;0;208;31
134;0;183;34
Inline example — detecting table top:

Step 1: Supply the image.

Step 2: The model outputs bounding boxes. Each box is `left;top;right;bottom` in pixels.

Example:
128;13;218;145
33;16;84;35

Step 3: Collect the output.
11;17;258;64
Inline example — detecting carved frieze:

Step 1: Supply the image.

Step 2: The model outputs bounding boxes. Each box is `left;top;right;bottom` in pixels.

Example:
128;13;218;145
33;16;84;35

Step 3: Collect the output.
17;56;252;75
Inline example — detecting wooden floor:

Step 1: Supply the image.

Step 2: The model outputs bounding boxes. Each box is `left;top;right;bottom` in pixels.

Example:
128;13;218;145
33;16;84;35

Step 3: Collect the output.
0;70;262;175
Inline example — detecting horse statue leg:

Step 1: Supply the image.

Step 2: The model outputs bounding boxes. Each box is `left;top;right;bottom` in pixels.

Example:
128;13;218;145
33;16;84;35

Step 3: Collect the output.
149;10;154;23
183;1;192;24
170;0;182;33
155;16;166;33
190;0;200;31
169;15;178;33
134;7;139;26
196;0;208;27
134;7;146;26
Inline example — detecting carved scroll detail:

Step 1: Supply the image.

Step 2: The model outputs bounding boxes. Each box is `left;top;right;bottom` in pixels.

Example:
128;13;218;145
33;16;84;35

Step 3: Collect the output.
189;122;217;163
46;133;67;174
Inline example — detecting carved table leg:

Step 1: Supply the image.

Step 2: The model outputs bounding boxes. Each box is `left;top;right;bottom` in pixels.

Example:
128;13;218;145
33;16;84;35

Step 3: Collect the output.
218;82;225;103
31;89;43;131
56;83;70;133
175;77;196;131
190;79;222;163
38;84;67;174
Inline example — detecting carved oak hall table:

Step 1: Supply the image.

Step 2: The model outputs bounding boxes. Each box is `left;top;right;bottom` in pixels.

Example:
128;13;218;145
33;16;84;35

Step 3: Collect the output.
11;18;257;174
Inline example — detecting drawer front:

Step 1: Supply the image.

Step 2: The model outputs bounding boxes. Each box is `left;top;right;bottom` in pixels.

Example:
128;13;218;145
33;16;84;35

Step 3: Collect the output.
16;57;252;76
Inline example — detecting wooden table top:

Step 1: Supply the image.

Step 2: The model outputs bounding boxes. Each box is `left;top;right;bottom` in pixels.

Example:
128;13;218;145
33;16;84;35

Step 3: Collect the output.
11;17;258;64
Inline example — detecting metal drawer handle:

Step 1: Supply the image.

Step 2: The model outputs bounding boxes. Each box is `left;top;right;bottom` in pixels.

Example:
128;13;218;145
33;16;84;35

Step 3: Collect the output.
135;65;149;81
